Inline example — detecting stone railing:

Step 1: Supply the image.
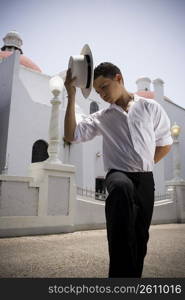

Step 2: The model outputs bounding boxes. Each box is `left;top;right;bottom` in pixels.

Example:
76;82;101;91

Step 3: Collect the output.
77;187;173;205
77;187;107;201
154;192;173;206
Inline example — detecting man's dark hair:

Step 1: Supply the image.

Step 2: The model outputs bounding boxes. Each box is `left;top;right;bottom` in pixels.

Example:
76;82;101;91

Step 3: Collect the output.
94;62;122;80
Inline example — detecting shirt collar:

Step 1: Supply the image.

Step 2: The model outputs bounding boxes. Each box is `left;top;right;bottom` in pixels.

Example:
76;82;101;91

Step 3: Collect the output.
108;93;138;112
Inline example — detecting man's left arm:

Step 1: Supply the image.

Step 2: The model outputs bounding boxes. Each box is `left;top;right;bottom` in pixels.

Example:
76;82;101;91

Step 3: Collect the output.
154;145;172;164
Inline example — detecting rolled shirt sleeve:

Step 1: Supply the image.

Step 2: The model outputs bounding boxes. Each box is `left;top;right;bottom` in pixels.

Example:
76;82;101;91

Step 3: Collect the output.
152;102;173;146
72;113;101;143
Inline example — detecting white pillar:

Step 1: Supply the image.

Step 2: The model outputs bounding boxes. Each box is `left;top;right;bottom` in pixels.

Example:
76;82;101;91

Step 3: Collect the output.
153;78;164;101
172;136;181;181
47;97;62;164
47;76;64;164
165;122;184;223
170;122;182;181
135;77;151;91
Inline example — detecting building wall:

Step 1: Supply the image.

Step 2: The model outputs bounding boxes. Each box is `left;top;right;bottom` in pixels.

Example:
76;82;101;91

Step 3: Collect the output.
19;64;52;105
82;136;105;190
163;99;185;181
153;157;166;194
0;52;16;173
4;52;63;176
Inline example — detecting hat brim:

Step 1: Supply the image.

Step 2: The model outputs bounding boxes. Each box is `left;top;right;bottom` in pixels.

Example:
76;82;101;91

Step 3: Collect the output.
80;44;93;98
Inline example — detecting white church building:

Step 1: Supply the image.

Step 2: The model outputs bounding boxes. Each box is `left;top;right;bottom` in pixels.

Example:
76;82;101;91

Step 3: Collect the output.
0;31;185;237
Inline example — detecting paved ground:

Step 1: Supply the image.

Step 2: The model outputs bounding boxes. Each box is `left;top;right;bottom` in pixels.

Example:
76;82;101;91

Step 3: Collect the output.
0;224;184;278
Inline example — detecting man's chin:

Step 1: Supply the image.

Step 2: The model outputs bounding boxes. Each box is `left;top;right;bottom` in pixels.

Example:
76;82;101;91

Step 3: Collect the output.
107;98;115;104
103;98;115;104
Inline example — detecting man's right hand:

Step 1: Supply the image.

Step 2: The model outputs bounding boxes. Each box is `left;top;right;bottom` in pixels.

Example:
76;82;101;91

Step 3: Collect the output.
64;68;76;99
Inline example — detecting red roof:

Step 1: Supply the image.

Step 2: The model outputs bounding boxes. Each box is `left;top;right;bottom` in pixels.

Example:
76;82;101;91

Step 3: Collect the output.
0;51;42;72
136;90;154;99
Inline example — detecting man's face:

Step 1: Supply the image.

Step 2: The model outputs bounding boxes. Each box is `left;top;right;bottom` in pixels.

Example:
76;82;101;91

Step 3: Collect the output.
93;75;123;104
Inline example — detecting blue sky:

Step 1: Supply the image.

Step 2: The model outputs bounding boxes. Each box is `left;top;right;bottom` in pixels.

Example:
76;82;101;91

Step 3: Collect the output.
1;0;185;108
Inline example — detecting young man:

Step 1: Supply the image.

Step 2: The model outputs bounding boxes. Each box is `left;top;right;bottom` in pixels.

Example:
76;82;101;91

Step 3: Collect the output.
64;62;173;278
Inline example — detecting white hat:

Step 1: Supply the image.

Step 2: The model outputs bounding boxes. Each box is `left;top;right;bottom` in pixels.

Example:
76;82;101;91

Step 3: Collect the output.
68;44;93;98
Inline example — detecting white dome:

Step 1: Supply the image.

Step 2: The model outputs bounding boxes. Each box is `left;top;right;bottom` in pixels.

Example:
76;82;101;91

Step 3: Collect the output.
2;31;23;49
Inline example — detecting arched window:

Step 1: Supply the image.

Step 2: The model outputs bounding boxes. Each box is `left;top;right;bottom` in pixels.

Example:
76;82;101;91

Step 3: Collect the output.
90;101;99;114
31;140;49;163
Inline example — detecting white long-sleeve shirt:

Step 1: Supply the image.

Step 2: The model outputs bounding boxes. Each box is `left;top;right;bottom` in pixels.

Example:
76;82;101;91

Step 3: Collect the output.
72;94;173;172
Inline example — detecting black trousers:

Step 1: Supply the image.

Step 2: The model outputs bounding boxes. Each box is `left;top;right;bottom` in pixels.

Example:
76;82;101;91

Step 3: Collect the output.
105;169;155;278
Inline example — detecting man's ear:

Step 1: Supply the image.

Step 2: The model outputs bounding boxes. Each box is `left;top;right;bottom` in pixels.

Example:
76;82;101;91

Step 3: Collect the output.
115;74;124;84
